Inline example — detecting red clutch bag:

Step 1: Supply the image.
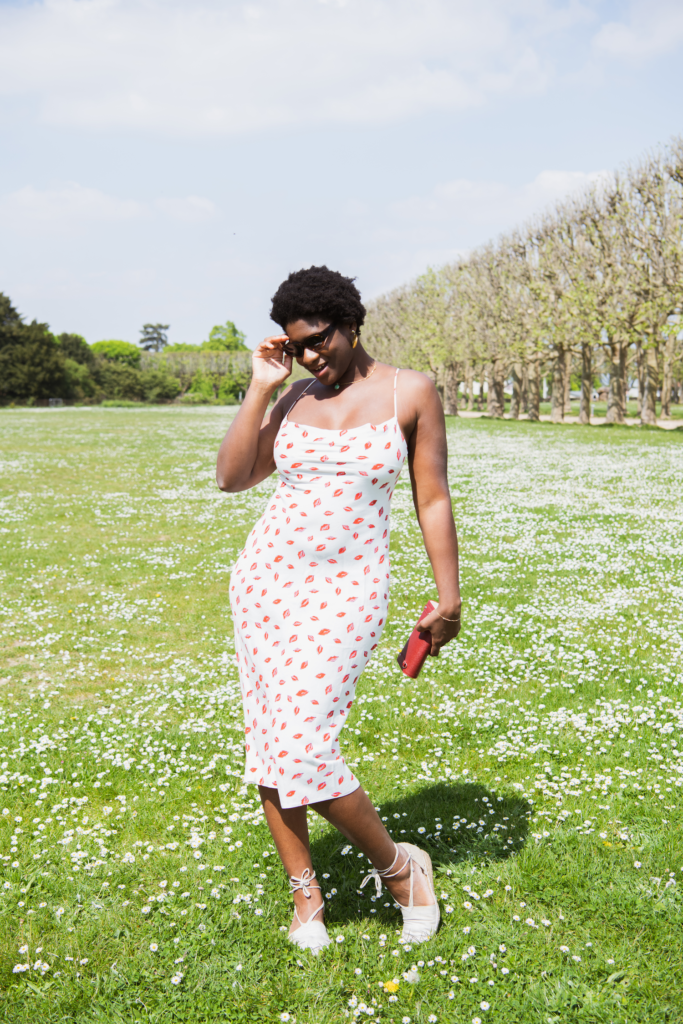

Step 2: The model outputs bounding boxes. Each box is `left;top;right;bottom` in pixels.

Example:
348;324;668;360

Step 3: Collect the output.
397;601;435;678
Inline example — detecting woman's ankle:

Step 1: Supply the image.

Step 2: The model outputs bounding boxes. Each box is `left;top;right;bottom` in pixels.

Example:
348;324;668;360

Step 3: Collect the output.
377;844;410;879
290;894;324;932
374;842;406;876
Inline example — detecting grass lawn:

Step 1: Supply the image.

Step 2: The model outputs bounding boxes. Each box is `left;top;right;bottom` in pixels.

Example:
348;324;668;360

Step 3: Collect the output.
1;407;682;1024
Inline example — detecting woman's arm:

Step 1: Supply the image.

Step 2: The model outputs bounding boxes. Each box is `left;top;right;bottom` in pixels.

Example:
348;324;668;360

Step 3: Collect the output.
405;373;461;655
216;335;300;493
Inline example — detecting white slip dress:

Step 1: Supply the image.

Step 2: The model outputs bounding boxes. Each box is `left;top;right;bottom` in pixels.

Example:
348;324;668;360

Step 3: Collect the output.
230;369;408;808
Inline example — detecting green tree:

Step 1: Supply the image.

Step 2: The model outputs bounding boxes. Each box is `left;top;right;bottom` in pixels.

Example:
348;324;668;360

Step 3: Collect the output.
217;369;251;403
187;369;216;401
63;359;99;401
58;333;99;401
91;340;141;368
140;323;169;352
0;292;23;347
57;333;94;366
202;321;247;351
140;367;180;402
94;361;144;401
0;293;66;404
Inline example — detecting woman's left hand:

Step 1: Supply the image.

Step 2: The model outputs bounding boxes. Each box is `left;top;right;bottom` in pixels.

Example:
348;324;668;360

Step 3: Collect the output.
416;605;461;657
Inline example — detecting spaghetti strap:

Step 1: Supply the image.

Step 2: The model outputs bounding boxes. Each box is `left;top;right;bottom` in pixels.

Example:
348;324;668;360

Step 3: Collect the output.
285;380;315;420
393;368;400;420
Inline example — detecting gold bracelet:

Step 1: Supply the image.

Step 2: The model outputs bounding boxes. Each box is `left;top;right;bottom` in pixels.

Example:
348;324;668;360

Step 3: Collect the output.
436;609;461;623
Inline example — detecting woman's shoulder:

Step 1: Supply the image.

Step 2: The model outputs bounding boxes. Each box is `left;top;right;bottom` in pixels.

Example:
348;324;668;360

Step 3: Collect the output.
271;377;312;419
282;377;312;396
368;363;438;404
375;361;432;384
392;368;443;433
394;366;439;395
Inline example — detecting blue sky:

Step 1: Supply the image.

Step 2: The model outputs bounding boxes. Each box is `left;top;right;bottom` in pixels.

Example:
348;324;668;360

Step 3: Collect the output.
0;0;682;348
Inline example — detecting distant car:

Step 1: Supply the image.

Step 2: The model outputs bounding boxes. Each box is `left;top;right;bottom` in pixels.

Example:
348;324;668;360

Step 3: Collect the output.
569;390;600;401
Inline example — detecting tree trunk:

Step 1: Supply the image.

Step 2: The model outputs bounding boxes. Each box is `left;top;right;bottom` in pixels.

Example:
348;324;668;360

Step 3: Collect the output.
486;361;505;418
494;359;506;417
563;352;572;414
465;363;475;411
605;336;627;424
640;345;659;425
510;361;523;419
527;358;540;422
660;334;675;420
442;363;460;416
486;365;495;415
578;342;592;425
551;349;565;423
636;342;645;420
521;364;529;413
475;369;483;410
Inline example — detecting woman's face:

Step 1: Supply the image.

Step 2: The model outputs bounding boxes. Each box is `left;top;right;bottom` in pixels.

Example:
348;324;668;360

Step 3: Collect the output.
285;318;356;387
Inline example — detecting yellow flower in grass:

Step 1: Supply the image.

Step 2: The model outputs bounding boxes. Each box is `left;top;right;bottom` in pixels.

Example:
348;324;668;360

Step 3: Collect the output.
384;980;400;993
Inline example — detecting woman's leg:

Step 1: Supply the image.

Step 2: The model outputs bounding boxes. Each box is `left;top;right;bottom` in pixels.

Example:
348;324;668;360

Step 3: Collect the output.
259;783;433;933
258;785;324;934
313;786;433;908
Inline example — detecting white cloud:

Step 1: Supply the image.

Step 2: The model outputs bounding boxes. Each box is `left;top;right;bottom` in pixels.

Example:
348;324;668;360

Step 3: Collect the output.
324;168;610;300
592;0;683;61
0;183;144;228
0;0;589;137
0;183;217;231
154;196;218;223
386;168;609;239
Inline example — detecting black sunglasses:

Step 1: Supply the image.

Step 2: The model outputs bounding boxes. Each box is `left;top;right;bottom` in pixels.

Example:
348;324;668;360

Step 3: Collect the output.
282;322;336;358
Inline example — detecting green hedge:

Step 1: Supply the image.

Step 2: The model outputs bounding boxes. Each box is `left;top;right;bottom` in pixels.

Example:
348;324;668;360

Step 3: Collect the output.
90;340;141;368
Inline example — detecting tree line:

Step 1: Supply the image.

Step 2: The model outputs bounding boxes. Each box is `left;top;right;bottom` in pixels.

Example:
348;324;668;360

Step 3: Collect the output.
0;297;251;406
363;136;683;424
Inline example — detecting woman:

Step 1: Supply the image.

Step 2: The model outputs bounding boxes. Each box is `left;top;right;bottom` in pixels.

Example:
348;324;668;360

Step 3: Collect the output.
216;266;461;953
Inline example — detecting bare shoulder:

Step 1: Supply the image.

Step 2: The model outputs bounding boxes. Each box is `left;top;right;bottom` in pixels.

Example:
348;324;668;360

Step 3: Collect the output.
393;368;443;440
283;377;312;399
397;368;442;411
397;367;437;394
272;377;312;418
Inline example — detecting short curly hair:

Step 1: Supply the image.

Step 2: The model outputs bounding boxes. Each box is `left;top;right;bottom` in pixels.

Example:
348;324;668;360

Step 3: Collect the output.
270;265;366;332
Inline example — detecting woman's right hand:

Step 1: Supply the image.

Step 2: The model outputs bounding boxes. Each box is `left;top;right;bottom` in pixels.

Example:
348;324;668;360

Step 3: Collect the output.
251;335;293;391
216;334;292;492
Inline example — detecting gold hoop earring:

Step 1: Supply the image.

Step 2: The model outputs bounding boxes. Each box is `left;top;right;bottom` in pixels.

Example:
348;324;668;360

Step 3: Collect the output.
352;331;358;349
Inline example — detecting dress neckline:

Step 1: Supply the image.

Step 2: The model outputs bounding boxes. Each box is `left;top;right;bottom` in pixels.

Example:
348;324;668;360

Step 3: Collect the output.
283;414;398;433
282;367;402;437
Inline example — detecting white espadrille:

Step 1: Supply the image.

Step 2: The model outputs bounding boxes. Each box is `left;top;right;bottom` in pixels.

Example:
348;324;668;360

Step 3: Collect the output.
361;842;440;943
287;868;331;955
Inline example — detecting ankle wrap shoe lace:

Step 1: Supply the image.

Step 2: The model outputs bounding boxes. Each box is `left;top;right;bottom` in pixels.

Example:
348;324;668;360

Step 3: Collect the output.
361;843;440;943
288;868;331;955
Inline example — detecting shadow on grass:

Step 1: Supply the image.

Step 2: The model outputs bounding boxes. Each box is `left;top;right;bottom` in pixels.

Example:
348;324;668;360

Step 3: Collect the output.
309;781;532;927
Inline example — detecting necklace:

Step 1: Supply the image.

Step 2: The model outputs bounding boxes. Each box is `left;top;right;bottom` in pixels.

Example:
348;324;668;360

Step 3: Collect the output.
332;360;377;390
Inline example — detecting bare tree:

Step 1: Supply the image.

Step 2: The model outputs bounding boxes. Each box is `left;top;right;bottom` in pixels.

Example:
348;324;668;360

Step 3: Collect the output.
362;135;683;430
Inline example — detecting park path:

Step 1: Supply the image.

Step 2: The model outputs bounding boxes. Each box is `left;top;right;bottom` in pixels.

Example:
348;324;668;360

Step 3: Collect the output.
454;410;682;430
